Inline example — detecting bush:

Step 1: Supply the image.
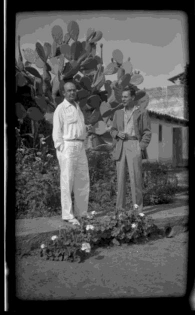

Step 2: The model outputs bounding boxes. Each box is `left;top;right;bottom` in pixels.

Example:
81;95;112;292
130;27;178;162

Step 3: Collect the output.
39;210;162;263
16;146;61;218
16;146;179;219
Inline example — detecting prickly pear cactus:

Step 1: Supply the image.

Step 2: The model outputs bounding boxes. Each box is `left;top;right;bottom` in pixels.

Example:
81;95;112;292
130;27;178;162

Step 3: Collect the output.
16;21;148;151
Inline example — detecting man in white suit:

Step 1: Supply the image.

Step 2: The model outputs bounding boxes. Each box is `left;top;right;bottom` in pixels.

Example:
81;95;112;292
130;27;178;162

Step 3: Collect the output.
52;81;91;226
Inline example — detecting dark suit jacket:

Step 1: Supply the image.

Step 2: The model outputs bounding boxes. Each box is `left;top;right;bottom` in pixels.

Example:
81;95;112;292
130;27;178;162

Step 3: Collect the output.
110;106;152;161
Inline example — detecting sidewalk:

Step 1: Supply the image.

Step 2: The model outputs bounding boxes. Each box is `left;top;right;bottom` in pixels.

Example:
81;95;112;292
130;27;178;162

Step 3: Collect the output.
16;191;189;254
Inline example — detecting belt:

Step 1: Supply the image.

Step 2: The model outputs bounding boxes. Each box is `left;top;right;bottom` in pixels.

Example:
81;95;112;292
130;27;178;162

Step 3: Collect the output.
124;135;138;141
64;139;85;142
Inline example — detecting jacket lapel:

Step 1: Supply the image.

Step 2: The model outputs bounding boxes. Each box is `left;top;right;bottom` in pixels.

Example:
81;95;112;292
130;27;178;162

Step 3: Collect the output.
117;110;124;131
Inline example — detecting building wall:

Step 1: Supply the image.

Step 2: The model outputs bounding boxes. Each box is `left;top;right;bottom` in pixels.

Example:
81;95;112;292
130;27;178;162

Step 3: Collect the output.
147;116;188;165
147;119;159;161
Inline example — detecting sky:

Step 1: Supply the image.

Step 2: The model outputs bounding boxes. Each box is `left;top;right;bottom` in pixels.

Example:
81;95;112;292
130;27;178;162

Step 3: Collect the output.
15;11;188;89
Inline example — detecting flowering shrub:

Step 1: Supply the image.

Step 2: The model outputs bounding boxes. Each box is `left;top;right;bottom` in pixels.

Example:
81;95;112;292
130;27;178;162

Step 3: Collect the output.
16;143;61;218
16;137;179;219
40;209;162;262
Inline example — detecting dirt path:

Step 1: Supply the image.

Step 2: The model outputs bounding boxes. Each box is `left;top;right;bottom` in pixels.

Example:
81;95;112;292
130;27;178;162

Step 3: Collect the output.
16;232;188;300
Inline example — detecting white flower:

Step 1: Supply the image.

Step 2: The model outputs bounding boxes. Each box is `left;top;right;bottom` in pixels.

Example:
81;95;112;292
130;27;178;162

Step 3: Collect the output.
40;244;46;249
35;157;41;162
47;154;53;158
134;204;139;210
91;211;97;216
51;235;58;241
54;166;58;170
139;213;145;217
131;223;137;229
37;152;42;156
86;225;95;231
81;242;91;252
118;213;123;219
40;138;46;145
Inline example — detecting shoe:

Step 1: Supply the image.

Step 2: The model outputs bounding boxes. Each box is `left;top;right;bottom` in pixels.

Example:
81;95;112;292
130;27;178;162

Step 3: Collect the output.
63;218;81;226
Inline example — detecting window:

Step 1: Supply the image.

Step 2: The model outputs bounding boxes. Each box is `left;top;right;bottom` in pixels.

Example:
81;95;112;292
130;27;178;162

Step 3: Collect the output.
159;124;162;142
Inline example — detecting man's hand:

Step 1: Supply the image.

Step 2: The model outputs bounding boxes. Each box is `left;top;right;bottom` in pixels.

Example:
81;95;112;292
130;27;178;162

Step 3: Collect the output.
117;131;126;140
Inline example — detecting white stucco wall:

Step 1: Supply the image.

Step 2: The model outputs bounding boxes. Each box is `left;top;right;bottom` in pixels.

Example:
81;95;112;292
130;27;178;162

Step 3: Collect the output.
147;120;159;161
158;121;173;162
147;116;188;165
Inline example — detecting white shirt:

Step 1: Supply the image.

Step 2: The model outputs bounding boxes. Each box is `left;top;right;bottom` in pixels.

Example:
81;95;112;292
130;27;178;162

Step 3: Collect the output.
123;106;137;136
52;99;87;150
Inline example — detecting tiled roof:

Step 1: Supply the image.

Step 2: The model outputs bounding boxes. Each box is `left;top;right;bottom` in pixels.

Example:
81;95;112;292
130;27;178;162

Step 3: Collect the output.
144;85;187;122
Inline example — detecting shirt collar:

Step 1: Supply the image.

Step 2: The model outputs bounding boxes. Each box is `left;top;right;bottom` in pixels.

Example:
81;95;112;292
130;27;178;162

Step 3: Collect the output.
123;105;139;113
63;99;78;109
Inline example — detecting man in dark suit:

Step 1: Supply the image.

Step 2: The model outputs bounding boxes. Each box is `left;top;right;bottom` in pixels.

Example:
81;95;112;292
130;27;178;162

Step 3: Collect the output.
110;86;151;213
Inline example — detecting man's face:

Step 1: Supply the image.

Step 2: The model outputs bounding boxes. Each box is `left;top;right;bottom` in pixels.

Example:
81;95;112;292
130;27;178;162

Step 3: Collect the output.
122;91;134;107
64;82;77;102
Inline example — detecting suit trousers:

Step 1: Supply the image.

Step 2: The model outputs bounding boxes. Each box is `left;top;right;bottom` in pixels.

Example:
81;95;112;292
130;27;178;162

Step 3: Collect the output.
56;141;90;220
116;140;143;213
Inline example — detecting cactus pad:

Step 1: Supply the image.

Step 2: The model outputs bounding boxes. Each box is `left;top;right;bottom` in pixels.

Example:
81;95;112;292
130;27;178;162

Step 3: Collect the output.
35;96;48;112
51;25;63;45
87;95;101;109
130;73;144;85
16;72;27;87
118;73;131;89
122;58;133;75
23;48;37;63
16;103;27;119
77;89;90;100
88;108;101;125
27;107;44;121
35;57;45;68
44;42;52;59
67;21;79;42
64;33;71;44
25;66;42;79
90;30;103;43
60;43;71;60
44;112;54;124
104;62;118;75
112;49;123;64
70;41;83;61
80;57;98;71
36;42;47;63
86;28;96;41
79;76;92;91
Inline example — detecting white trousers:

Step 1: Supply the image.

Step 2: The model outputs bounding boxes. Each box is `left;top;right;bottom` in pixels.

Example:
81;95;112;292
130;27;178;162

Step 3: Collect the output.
56;141;90;220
